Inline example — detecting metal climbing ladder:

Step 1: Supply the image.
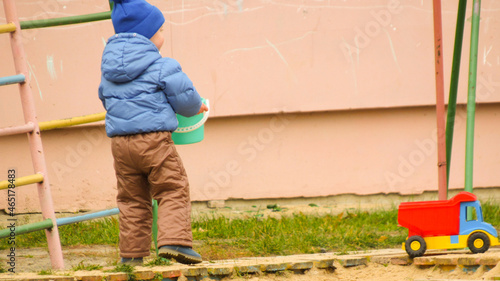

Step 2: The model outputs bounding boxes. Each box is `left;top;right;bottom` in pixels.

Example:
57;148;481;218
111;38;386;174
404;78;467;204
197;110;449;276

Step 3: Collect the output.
0;1;164;271
0;0;64;269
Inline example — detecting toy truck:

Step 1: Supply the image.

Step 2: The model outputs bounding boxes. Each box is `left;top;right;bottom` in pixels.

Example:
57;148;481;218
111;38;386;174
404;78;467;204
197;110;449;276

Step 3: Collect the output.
398;191;499;258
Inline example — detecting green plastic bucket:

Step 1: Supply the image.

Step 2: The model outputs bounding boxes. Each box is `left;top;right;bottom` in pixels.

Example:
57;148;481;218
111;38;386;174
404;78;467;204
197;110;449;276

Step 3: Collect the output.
172;98;209;145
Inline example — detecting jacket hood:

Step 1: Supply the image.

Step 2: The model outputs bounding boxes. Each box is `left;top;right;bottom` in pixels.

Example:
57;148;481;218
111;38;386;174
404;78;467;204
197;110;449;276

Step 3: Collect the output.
101;33;161;83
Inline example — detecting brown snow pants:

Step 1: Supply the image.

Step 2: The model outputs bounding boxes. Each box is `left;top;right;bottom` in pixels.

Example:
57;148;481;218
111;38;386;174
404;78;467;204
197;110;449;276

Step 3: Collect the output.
111;131;193;258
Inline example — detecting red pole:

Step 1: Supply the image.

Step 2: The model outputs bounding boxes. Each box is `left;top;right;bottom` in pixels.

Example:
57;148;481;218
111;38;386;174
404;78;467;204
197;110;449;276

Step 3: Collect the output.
432;0;448;200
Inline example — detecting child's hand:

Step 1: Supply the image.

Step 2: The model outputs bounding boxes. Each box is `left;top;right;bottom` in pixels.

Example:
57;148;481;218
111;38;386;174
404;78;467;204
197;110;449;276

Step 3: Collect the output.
197;103;208;115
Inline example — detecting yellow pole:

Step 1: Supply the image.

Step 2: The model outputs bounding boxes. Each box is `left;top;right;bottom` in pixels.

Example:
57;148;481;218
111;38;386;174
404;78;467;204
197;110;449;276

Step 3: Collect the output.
0;173;44;190
39;112;105;131
0;22;16;34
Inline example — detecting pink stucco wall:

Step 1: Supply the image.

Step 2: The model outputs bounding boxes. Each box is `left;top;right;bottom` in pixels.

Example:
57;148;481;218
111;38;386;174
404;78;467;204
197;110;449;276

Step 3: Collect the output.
0;0;499;212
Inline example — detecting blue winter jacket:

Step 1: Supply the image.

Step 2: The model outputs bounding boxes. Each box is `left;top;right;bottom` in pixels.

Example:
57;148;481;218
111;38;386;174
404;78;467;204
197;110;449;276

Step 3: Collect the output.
98;33;202;137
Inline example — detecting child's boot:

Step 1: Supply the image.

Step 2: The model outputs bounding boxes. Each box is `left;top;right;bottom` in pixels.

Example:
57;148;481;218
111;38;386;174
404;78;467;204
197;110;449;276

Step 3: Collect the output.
158;245;202;264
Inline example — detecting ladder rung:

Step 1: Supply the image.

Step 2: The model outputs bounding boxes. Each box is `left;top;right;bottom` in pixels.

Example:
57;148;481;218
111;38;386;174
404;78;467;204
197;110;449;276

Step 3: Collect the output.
0;173;44;190
20;11;111;30
0;22;16;34
39;112;105;131
0;74;25;86
57;208;119;226
0;219;53;238
0;122;35;137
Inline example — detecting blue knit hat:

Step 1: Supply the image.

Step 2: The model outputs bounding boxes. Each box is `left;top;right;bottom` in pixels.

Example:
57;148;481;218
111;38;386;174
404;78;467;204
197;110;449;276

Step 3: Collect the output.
111;0;165;39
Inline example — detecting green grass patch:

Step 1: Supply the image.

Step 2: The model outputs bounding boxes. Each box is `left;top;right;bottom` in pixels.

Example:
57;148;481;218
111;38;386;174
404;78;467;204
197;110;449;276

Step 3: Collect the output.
105;264;137;281
145;257;171;267
1;202;499;261
192;208;407;259
38;269;53;275
482;201;500;226
108;263;134;273
72;261;103;271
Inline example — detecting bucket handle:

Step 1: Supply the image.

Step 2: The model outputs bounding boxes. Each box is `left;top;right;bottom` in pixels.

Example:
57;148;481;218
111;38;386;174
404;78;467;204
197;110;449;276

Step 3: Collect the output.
174;99;210;133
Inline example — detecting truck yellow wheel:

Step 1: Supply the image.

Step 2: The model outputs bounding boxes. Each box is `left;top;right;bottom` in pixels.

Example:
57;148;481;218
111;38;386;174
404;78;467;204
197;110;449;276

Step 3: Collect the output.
405;236;426;258
410;241;421;251
468;232;490;254
473;238;484;249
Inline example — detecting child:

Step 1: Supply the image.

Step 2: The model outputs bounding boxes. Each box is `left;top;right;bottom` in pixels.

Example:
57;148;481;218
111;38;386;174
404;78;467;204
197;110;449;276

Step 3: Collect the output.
98;0;208;265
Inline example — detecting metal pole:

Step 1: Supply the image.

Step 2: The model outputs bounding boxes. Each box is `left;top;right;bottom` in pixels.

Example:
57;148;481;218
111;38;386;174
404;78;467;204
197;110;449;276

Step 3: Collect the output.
0;22;16;34
20;11;111;30
3;0;64;269
0;74;25;86
38;112;105;131
0;209;119;238
153;200;159;256
0;122;35;138
57;208;119;226
446;0;468;191
465;0;482;192
0;219;53;239
432;0;447;200
0;173;43;190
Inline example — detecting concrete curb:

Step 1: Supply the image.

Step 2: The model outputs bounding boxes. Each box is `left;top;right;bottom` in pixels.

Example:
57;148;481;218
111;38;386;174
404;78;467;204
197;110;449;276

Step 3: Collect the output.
1;248;500;280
